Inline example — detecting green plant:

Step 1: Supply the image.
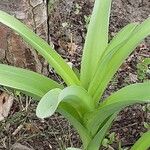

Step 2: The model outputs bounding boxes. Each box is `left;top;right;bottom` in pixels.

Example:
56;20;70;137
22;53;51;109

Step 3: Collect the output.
137;58;150;81
102;132;115;148
0;0;150;149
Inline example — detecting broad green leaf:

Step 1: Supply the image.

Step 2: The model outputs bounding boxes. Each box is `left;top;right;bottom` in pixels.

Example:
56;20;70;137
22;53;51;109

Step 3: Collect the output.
87;114;116;150
101;82;150;106
59;86;94;116
80;0;112;89
36;85;94;148
85;82;150;135
0;10;80;86
58;104;92;149
88;23;138;102
101;23;138;59
59;102;83;124
0;64;62;99
91;18;150;102
36;88;61;118
130;130;150;150
36;88;92;147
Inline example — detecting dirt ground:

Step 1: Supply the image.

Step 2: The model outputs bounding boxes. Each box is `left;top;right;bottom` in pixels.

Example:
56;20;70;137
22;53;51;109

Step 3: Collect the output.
0;0;150;149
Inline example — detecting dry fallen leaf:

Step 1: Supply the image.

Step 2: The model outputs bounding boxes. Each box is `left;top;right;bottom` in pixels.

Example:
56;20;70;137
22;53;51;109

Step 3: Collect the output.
129;73;138;83
0;92;14;121
67;42;78;56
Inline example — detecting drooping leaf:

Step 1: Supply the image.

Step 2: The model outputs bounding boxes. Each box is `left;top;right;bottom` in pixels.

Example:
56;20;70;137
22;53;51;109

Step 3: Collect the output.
35;86;92;148
130;130;150;150
85;82;150;135
88;23;138;100
87;114;116;150
58;86;94;116
59;102;83;124
36;88;61;118
101;23;138;60
80;0;112;89
36;85;94;148
58;86;95;148
92;18;150;102
0;10;80;86
0;64;63;99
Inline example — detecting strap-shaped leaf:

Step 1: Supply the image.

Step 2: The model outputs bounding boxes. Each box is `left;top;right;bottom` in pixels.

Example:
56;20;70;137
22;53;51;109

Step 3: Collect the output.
35;87;92;148
80;0;112;89
87;114;116;150
59;86;94;116
36;87;87;122
36;85;94;126
36;88;62;118
0;64;62;99
91;18;150;102
36;85;95;148
130;130;150;150
84;82;150;135
88;23;138;100
0;10;80;86
58;86;95;147
58;105;92;149
101;23;138;59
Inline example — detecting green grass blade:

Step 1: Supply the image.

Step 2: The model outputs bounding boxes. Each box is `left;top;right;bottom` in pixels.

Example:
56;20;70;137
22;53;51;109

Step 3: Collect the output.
85;82;150;135
88;23;138;100
80;0;112;89
91;18;150;102
0;64;63;99
87;114;116;150
130;130;150;150
0;10;80;86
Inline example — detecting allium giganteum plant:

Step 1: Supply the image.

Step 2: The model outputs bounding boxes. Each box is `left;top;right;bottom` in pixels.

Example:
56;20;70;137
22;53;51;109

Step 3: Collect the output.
0;0;150;149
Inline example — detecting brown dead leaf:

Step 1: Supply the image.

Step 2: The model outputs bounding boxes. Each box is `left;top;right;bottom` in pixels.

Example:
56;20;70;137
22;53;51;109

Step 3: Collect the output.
12;143;34;150
67;42;78;56
129;73;138;83
24;123;40;133
0;92;14;121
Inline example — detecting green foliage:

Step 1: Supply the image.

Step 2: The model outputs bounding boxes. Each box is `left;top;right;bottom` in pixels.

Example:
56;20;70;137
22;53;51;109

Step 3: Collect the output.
101;132;116;148
130;130;150;150
0;10;79;86
36;88;62;118
137;58;150;81
0;64;63;99
0;0;150;149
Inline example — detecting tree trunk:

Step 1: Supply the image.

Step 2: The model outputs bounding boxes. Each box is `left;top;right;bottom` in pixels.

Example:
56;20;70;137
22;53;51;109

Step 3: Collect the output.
0;0;49;75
